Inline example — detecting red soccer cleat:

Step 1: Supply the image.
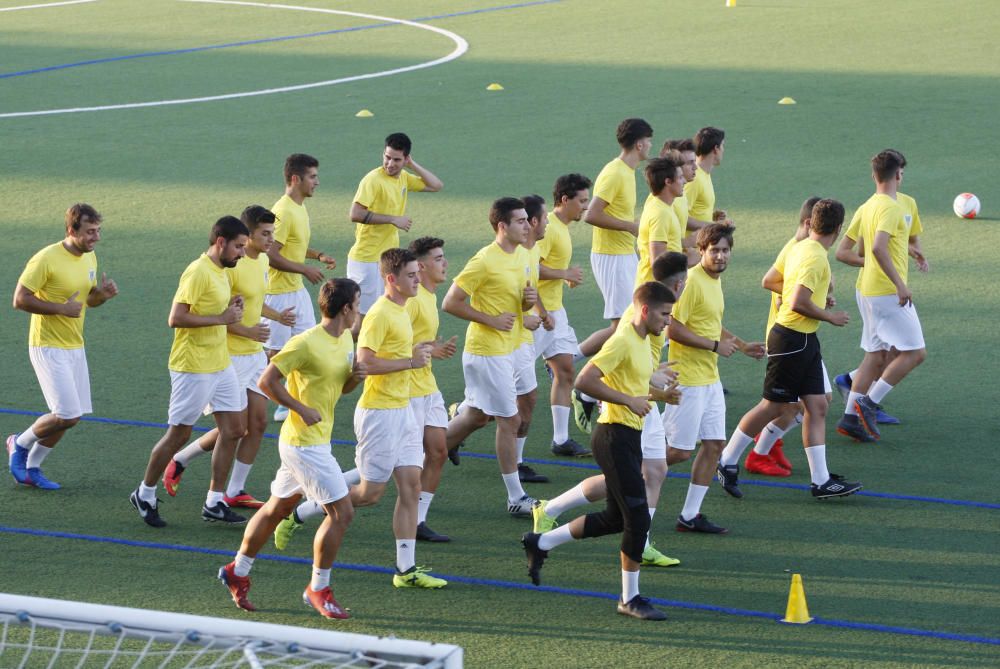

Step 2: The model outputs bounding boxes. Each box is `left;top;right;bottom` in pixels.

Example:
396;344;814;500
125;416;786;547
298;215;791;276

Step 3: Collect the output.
163;460;184;497
224;491;264;509
769;439;792;471
218;562;256;611
303;586;350;619
744;451;791;477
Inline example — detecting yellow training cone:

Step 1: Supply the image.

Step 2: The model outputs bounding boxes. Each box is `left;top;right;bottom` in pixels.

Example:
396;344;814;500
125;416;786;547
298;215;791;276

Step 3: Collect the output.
778;97;797;105
486;83;504;91
726;0;737;6
355;109;374;118
781;573;814;624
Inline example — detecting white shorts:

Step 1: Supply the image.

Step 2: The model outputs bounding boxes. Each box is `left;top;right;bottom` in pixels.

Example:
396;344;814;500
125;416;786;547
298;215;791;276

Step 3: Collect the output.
662;381;726;450
591;252;638;319
410;392;449;429
271;442;349;504
641;402;666;460
533;308;580;360
354;405;424;484
231;352;267;397
264;288;317;352
167;367;246;426
29;346;92;419
513;342;538;395
857;291;925;352
461;351;518;417
346;259;383;314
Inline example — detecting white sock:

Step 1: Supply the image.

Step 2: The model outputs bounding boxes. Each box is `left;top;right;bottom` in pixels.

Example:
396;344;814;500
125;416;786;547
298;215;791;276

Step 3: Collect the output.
226;461;252;498
845;391;864;416
622;569;640;602
174;440;209;467
26;444;53;469
206;490;225;507
545;481;590;518
233;552;254;577
804;445;830;486
138;482;157;504
579;392;597;404
15;428;38;449
396;539;416;573
342;468;362;486
868;379;894;404
502;472;526;503
753;423;784;455
551;405;570;445
417;492;433;524
297;499;325;522
719;429;753;466
310;566;331;591
680;484;709;521
644;507;656;550
537;524;574;551
516;437;526;464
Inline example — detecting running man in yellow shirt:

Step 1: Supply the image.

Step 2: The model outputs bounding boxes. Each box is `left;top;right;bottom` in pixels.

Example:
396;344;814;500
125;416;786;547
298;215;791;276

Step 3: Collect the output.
218;278;365;619
8;204;119;490
347;133;443;333
660;138;703;266
130;217;250;528
635;153;686;288
683;127;726;229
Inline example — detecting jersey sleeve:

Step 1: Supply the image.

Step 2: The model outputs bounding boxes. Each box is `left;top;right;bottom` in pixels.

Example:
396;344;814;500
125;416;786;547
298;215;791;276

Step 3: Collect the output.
592;168;621;209
353;172;379;209
795;253;826;295
909;202;923;236
453;253;485;296
18;250;49;293
649;209;670;243
173;265;205;305
590;334;626;379
357;308;389;354
404;171;426;193
875;201;904;237
272;205;292;245
670;279;697;326
845;209;862;241
272;335;307;377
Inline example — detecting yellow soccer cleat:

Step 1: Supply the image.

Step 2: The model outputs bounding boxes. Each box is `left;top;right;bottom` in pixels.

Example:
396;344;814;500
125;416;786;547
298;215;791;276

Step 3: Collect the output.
532;499;558;534
641;543;681;567
393;566;447;589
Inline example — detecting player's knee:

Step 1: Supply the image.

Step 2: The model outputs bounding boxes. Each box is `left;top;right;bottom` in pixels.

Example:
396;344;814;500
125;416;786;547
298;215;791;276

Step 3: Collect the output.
667;447;691;465
552;357;574;380
910;348;927;366
423;442;447;467
56;416;81;430
642;459;667;482
247;412;267;437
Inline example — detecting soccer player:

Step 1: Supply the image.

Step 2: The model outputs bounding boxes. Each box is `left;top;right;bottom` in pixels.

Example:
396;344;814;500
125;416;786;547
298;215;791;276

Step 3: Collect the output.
521;282;676;621
535;174;592;457
443;197;537;517
7;204;119;489
218;278;364;619
683;127;725;229
663;223;765;534
347;133;443;334
265;154;336;421
716;200;863;499
130;216;250;527
636;154;686;290
835;149;928;438
161;206;296;507
661;138;703;265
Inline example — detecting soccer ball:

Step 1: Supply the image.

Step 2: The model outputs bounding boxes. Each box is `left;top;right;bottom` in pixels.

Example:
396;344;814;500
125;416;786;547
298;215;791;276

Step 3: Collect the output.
953;193;981;219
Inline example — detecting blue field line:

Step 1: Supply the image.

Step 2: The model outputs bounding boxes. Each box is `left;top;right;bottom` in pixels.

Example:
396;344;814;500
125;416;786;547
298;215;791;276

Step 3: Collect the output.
3;406;997;510
0;0;563;80
1;525;997;646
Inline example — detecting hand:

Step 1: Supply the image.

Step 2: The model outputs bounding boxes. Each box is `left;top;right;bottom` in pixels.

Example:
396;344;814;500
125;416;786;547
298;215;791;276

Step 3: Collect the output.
491;312;516;332
523;314;542;331
222;296;244;325
303;266;325;285
913;251;929;273
62;291;83;317
715;337;737;358
625;395;651;417
896;284;913;307
317;253;337;270
432;335;458;360
649;380;681;406
522;281;538;308
248;321;271;342
278;307;296;326
825;294;837;309
392;216;413;232
827;310;850;327
629;220;640;237
351;359;368;381
411;342;434;369
650;361;678;388
96;273;118;301
297;405;322;426
541;312;555;331
564;265;584;287
741;341;766;360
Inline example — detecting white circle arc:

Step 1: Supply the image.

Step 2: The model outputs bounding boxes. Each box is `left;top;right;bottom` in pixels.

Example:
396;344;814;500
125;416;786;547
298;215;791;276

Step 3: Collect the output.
0;0;469;119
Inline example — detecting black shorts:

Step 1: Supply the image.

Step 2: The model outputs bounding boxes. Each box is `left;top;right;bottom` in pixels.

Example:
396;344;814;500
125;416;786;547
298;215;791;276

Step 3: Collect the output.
763;323;826;402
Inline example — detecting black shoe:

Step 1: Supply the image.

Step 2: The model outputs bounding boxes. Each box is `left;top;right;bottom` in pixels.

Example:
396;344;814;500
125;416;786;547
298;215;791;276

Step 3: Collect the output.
836;414;875;442
521;532;548;585
202;501;248;524
617;594;667;621
716;464;743;499
675;513;728;534
447;444;462;466
518;463;549;483
416;521;451;542
130;488;166;528
811;474;863;499
551;438;591;458
853;396;881;440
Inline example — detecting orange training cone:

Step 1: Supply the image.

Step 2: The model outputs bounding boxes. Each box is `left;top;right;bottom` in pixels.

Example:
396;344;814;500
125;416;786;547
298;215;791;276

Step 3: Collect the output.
781;573;814;624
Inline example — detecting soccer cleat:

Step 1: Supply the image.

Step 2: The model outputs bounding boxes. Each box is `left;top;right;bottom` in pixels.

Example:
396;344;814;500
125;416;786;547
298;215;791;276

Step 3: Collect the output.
518;463;549;483
446;403;464;465
224;490;264;509
811;474;863;499
875;406;900;425
531;499;558;534
676;513;728;534
202;501;248;524
571;390;594;434
744;451;791;477
129;488;166;528
521;532;548;585
7;434;29;485
218;562;256;611
163;459;185;497
853;396;881;440
617;594;667;621
507;494;537;518
24;467;60;490
273;513;303;550
833;373;852;402
273;405;289;422
551;437;591;458
392;566;447;589
770;439;792;471
716;464;743;499
303;586;349;619
836;415;875;443
416;521;451;543
641;544;681;567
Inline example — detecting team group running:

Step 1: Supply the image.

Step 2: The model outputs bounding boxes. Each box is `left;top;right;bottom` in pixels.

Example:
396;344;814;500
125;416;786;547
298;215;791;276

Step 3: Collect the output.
7;118;928;621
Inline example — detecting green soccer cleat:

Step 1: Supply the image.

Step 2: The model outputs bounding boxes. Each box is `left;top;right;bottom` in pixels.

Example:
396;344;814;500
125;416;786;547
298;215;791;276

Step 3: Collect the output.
641;543;681;567
273;513;303;550
392;566;447;589
571;390;594;435
532;499;558;534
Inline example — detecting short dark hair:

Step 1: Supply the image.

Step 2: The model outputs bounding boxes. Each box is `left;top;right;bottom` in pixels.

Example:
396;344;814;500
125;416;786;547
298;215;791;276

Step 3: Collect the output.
633;281;676;308
696;222;734;251
522;194;546;222
652;251;688;283
798;196;822;225
284;153;319;185
645;152;684;196
210;216;250;244
240;205;276;231
693;127;725;157
661;138;695;156
871;149;905;183
552;173;592;205
385;132;412;156
616;118;653;149
65;203;101;232
319;278;359;318
810;198;845;236
379;247;417;278
489;197;525;231
409;236;445;258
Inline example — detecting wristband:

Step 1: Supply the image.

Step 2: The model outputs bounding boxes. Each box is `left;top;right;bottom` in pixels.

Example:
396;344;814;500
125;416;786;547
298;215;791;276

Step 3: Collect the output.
712;340;719;353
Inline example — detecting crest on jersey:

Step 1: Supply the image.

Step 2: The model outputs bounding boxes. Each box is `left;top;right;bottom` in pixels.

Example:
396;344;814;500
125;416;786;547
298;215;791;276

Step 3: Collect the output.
904;214;913;231
89;269;96;282
347;350;355;366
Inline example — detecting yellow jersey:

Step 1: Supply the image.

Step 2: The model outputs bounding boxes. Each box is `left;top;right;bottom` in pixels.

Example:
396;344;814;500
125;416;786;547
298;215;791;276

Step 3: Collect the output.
683;166;715;223
591;323;654;431
635;196;677;288
591;158;637;255
405;284;440;398
348;167;426;262
519;244;542;345
765;236;799;338
18;242;97;349
226;252;270;356
268;194;310;295
846;194;911;297
357;296;413;409
671;194;690;242
618;301;664;367
168;254;232;374
776;238;830;334
537;211;573;311
667;264;723;386
453;242;530;357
